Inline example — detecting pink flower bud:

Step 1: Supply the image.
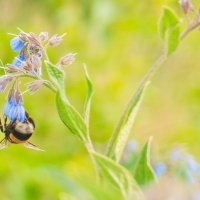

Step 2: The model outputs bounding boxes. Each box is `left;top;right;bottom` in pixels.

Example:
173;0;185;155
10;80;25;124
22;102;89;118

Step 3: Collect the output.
179;0;194;14
0;75;13;92
58;53;76;66
48;34;66;47
39;32;49;42
26;80;46;94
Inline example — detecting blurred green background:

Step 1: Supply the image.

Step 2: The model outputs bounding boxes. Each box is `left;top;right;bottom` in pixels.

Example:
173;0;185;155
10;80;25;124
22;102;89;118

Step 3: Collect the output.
0;0;199;199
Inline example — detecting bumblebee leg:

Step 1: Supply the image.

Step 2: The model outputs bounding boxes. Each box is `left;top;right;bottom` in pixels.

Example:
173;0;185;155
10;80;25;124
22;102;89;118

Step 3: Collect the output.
25;111;35;128
4;116;7;127
28;117;35;128
10;118;17;126
0;118;4;133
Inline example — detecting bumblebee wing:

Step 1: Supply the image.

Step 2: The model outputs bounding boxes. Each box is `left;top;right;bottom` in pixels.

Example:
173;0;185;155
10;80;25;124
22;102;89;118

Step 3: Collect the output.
0;138;8;150
23;142;45;152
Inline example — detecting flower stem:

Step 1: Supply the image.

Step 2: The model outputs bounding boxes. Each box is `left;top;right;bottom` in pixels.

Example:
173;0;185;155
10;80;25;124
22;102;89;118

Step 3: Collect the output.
106;10;200;157
14;74;57;93
106;54;166;157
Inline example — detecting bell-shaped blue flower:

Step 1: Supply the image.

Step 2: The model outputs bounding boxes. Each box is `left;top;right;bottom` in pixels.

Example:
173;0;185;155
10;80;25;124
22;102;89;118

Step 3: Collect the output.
10;37;25;52
4;90;26;122
12;53;26;68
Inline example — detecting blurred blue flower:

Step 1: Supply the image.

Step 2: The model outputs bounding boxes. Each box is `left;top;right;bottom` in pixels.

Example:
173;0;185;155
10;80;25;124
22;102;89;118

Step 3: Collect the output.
4;91;26;122
169;149;182;162
192;189;200;200
10;37;25;52
12;53;26;68
185;169;195;184
154;162;167;178
127;139;138;153
184;154;200;173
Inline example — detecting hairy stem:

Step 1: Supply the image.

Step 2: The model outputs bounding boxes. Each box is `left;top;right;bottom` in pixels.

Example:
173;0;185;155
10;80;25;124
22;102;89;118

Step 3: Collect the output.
106;54;166;157
13;74;57;93
106;11;200;157
41;45;100;177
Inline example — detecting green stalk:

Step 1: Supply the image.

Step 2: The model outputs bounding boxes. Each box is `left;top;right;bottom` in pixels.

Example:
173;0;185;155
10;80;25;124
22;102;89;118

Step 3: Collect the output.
106;12;200;157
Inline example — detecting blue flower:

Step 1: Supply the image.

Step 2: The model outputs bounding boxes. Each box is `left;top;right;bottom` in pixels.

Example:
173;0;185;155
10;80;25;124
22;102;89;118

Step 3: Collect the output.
4;93;26;122
12;53;26;68
184;154;200;173
154;162;167;178
10;37;25;52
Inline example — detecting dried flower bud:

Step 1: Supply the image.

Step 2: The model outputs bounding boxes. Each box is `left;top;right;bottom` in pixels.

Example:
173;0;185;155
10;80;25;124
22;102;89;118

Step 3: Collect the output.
179;0;194;15
39;32;49;42
0;75;13;92
48;33;66;47
25;55;42;76
15;89;23;104
27;43;42;57
19;31;40;46
57;53;76;67
26;80;46;94
5;64;21;73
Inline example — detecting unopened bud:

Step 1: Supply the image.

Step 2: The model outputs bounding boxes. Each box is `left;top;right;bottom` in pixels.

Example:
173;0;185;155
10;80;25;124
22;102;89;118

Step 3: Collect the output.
26;80;46;94
179;0;194;15
39;32;49;42
5;64;21;73
57;53;76;67
0;75;13;92
48;33;66;47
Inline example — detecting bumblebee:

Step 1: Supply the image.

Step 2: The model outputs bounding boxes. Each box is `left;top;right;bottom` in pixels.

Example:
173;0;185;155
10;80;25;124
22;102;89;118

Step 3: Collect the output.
0;112;43;151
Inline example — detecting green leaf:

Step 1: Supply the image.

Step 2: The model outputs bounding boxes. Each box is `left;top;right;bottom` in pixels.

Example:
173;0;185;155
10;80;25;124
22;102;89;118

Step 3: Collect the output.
92;152;142;199
166;25;180;55
83;64;94;128
56;91;87;141
107;82;149;162
134;137;157;186
45;61;65;91
46;62;88;141
158;6;180;55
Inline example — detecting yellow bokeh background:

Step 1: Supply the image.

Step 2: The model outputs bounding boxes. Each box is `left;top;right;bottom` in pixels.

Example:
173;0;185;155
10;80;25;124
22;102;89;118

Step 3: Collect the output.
0;0;199;199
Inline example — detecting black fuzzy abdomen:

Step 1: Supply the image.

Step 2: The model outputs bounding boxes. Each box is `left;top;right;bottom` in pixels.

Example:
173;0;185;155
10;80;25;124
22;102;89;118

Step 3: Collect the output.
12;130;32;141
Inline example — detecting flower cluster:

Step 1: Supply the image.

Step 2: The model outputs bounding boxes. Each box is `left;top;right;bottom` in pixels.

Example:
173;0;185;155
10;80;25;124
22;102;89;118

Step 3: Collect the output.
0;29;76;123
10;32;43;76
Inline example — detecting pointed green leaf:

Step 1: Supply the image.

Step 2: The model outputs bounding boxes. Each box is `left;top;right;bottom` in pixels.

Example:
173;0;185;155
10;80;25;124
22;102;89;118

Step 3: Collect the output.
83;64;94;128
45;62;88;141
107;82;149;161
92;152;142;199
45;61;65;91
166;25;180;55
159;6;179;40
158;6;180;55
134;137;157;186
56;91;87;141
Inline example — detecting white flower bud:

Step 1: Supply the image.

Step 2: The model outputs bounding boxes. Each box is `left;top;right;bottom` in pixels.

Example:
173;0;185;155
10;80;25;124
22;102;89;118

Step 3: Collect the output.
39;32;49;42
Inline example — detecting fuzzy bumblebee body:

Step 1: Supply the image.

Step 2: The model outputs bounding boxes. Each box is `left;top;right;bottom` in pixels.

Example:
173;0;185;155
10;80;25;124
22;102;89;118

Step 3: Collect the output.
5;121;34;144
0;112;43;151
